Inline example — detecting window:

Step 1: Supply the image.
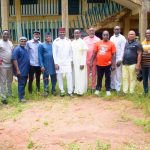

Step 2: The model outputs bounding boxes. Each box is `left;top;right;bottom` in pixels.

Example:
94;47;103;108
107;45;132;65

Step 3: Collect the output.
21;0;38;5
68;0;79;15
9;0;38;5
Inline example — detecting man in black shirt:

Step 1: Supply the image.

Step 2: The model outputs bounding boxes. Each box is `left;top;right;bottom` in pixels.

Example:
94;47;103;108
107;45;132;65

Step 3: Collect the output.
122;30;142;94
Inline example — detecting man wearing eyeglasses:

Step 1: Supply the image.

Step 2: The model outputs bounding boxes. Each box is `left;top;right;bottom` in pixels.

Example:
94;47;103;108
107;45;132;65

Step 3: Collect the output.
12;37;30;102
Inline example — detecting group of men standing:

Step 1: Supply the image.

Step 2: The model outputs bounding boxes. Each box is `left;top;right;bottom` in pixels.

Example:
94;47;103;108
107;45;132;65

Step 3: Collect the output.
0;26;150;104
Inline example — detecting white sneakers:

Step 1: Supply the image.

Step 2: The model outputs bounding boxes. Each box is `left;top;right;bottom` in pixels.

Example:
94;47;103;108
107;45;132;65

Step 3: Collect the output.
95;90;111;96
106;91;111;96
94;90;100;95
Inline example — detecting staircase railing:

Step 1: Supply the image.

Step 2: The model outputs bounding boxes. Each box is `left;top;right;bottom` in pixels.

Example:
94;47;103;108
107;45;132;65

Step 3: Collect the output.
69;0;124;29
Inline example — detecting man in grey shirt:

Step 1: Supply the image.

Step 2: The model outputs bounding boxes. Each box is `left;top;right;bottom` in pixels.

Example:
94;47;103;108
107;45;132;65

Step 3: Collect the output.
0;30;13;104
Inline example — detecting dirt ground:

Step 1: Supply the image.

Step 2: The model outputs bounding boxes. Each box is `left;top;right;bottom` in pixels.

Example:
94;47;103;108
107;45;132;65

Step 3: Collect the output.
0;96;150;150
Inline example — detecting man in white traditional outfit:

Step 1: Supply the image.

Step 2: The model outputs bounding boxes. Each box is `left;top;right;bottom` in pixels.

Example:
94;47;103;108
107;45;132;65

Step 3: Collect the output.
71;29;88;95
110;26;126;92
53;28;73;96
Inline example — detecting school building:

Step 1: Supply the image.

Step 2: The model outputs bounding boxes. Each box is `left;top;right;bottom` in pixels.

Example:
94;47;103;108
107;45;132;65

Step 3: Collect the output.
0;0;150;42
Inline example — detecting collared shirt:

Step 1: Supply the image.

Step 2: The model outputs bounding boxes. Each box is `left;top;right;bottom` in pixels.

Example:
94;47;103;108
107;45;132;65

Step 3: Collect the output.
0;39;13;67
141;39;150;67
123;40;142;65
38;42;56;75
12;46;30;76
26;39;41;66
53;37;72;73
83;36;100;64
110;34;126;62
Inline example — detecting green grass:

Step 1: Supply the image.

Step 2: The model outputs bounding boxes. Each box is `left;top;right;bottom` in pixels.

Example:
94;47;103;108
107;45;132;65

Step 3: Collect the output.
0;80;149;132
43;121;49;126
95;140;110;150
124;143;149;150
62;140;110;150
86;81;150;115
66;142;81;150
133;118;150;132
27;139;35;149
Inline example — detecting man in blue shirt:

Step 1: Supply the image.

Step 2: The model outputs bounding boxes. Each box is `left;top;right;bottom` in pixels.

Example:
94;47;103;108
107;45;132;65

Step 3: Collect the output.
26;30;41;93
12;37;30;102
38;32;56;96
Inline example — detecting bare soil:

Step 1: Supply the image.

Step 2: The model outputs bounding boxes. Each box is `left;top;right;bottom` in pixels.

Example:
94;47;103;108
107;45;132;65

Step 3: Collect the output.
0;96;150;150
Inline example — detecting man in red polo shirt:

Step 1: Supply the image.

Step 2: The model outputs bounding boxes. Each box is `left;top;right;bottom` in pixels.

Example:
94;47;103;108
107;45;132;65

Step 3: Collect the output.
90;30;116;96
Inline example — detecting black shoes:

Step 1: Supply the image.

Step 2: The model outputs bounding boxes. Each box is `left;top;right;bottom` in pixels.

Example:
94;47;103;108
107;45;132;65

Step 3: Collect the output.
52;91;57;96
1;98;8;104
67;93;73;97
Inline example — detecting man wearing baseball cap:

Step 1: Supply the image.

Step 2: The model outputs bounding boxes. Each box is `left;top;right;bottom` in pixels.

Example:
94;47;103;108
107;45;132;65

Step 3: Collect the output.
26;30;41;94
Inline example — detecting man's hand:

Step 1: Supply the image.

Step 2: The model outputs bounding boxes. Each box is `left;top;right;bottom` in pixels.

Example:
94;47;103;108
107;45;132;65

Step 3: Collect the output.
55;64;59;70
80;65;84;70
71;61;73;68
90;62;93;69
116;60;122;67
16;70;21;77
0;59;3;65
135;64;140;73
111;64;116;71
41;67;45;73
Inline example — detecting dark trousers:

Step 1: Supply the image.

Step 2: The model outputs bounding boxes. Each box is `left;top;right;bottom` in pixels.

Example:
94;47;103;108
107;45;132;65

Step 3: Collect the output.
43;72;57;93
142;67;150;93
18;76;28;100
28;66;41;93
96;65;111;91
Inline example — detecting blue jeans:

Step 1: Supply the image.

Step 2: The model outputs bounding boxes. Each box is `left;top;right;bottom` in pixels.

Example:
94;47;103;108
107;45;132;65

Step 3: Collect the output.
142;67;150;93
18;76;28;100
43;72;56;93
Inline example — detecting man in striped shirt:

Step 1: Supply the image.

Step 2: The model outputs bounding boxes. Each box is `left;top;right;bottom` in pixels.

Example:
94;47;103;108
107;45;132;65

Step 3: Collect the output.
141;29;150;95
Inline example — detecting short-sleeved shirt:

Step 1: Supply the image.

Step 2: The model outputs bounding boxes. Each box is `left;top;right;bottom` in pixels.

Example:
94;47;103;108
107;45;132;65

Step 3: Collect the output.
94;40;116;66
12;46;30;76
141;39;150;67
123;40;142;65
0;39;13;67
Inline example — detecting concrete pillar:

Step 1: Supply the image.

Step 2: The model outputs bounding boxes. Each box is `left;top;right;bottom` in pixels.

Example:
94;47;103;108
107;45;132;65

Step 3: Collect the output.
1;0;9;30
15;0;22;39
123;13;130;38
82;0;88;14
139;0;150;41
61;0;69;37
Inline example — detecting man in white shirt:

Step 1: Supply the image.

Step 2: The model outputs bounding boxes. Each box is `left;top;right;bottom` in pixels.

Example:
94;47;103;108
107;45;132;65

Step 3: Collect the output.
71;29;88;95
0;30;13;104
26;30;41;93
53;28;73;96
110;26;126;92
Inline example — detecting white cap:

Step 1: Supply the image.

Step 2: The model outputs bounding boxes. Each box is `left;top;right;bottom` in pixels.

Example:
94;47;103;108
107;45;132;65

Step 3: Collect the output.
19;36;27;41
